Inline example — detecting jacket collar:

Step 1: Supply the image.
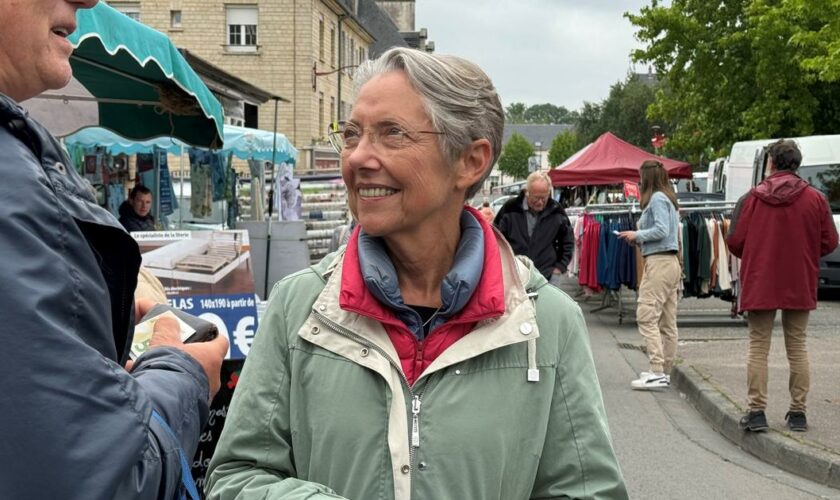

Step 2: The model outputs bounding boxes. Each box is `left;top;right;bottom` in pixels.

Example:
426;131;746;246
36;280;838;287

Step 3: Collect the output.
353;209;490;336
306;220;540;381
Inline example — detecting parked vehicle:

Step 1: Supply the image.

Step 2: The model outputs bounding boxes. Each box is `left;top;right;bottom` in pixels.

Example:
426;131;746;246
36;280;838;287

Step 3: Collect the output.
719;139;777;202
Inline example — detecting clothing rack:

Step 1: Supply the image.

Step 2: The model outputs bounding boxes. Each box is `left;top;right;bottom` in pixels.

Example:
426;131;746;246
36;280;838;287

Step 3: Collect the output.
675;200;745;326
576;200;745;326
579;205;640;324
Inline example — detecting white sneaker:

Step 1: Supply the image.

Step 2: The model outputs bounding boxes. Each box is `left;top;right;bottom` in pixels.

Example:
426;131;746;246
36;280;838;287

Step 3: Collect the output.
631;372;670;390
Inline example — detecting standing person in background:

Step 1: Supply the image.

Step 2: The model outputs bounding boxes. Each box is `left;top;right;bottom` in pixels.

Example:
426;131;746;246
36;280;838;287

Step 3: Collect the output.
0;1;228;498
119;184;156;232
617;160;681;390
495;171;574;282
727;139;838;432
478;199;495;224
207;47;626;500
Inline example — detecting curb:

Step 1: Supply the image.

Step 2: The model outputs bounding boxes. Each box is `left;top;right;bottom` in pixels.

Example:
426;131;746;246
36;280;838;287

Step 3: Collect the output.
671;364;840;489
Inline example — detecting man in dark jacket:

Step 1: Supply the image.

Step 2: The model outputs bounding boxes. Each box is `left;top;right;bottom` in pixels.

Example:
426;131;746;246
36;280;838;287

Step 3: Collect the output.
495;171;574;280
727;139;838;433
119;184;156;232
0;1;228;498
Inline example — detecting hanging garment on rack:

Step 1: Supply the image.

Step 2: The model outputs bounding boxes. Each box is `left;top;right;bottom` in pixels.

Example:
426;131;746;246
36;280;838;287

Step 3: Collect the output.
570;215;584;276
578;214;602;292
716;217;733;291
107;184;125;216
682;213;713;297
188;149;214;218
211;152;227;202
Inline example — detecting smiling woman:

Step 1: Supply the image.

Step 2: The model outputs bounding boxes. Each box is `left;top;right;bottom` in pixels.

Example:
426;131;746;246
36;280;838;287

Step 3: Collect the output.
208;47;628;500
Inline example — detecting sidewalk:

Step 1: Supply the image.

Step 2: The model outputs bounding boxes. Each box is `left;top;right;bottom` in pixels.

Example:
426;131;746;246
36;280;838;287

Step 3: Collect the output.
554;277;840;489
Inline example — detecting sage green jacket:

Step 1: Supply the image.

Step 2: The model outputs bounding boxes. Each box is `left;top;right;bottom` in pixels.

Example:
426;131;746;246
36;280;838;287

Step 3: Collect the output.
206;233;627;500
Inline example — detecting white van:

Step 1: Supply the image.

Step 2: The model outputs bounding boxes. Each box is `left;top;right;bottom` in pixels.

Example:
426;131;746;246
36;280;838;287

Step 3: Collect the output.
718;139;777;201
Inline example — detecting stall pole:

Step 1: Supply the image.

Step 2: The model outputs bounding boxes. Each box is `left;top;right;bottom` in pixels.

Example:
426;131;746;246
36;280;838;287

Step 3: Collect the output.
263;97;281;299
178;144;184;229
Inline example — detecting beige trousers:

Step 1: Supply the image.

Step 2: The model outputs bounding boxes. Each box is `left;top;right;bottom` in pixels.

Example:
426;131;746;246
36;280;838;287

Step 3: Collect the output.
746;309;810;412
636;254;681;374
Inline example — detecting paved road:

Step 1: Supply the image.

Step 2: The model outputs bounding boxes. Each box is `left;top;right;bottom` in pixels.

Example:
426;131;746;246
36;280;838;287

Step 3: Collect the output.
582;297;840;499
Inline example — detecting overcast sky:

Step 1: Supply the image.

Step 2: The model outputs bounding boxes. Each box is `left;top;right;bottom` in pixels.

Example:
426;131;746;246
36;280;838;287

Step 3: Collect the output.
415;0;652;112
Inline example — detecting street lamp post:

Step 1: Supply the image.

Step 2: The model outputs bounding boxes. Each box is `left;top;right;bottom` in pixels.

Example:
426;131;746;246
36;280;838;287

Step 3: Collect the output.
534;141;542;171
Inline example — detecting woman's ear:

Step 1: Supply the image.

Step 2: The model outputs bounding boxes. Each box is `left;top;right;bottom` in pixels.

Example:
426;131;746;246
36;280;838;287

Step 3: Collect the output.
456;138;493;191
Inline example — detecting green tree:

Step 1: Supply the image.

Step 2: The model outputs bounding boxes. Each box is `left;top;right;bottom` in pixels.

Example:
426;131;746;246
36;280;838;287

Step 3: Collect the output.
498;132;534;180
574;101;603;148
571;74;660;152
599;75;659;151
626;0;840;161
523;103;576;124
505;102;527;124
548;129;578;167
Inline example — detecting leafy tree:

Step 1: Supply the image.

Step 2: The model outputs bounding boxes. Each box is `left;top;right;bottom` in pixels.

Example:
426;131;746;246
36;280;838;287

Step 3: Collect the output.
523;103;576;124
498;132;534;180
571;74;660;152
599;75;659;151
506;102;578;124
574;101;603;148
626;0;840;161
548;129;578;167
505;102;527;124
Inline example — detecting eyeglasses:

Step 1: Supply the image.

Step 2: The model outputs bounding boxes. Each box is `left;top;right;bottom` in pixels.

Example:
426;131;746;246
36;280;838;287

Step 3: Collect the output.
527;193;550;202
327;121;443;154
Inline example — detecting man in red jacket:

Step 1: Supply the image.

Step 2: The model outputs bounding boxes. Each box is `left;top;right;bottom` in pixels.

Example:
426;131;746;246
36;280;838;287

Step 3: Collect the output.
727;139;839;433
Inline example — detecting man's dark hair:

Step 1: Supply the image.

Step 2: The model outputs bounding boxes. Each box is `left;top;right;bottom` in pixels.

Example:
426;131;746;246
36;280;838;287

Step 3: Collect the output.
768;139;802;172
129;185;152;199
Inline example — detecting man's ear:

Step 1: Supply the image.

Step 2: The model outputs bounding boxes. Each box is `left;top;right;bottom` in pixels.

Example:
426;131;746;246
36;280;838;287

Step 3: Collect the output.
456;138;493;191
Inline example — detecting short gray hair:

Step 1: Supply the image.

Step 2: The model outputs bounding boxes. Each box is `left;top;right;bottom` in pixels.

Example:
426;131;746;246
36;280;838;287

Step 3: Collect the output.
354;48;504;200
526;171;552;192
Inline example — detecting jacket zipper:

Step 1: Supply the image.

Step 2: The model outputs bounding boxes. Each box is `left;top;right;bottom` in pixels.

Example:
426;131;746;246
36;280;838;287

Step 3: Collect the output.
312;310;429;470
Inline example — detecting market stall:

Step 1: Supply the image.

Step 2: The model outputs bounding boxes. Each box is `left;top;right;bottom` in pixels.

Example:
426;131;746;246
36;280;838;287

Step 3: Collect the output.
64;125;298;228
20;1;224;148
549;132;692;187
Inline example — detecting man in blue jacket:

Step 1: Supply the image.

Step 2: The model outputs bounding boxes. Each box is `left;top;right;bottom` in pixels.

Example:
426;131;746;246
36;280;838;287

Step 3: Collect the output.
0;1;228;498
495;171;574;281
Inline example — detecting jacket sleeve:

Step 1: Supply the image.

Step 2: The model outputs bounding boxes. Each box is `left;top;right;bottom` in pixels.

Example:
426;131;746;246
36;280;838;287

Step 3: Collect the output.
206;282;347;500
0;136;210;500
553;214;574;272
634;195;670;244
530;300;628;499
725;193;752;258
818;195;839;257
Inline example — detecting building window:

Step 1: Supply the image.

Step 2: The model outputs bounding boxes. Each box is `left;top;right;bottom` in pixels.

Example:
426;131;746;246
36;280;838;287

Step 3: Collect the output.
170;10;182;28
348;38;355;77
244;103;258;129
318;15;325;62
319;93;325;138
330;96;336;125
226;5;258;52
330;25;335;67
111;2;141;21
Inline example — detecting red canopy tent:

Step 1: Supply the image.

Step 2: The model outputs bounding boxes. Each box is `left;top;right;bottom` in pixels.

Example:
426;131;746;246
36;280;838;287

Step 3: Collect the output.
548;132;692;186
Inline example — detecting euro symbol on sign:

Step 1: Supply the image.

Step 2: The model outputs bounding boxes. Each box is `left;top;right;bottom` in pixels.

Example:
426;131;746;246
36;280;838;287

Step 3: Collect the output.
233;316;256;356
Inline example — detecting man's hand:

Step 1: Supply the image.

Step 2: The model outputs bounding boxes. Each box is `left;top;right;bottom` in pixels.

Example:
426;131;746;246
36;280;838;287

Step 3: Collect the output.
134;298;229;400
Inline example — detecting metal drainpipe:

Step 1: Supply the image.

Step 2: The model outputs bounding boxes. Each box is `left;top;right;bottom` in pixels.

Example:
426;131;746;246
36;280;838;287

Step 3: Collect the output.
337;14;346;121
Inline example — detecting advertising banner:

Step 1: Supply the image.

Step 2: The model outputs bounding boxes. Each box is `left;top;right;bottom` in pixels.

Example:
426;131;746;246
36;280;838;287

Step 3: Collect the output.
135;230;258;359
